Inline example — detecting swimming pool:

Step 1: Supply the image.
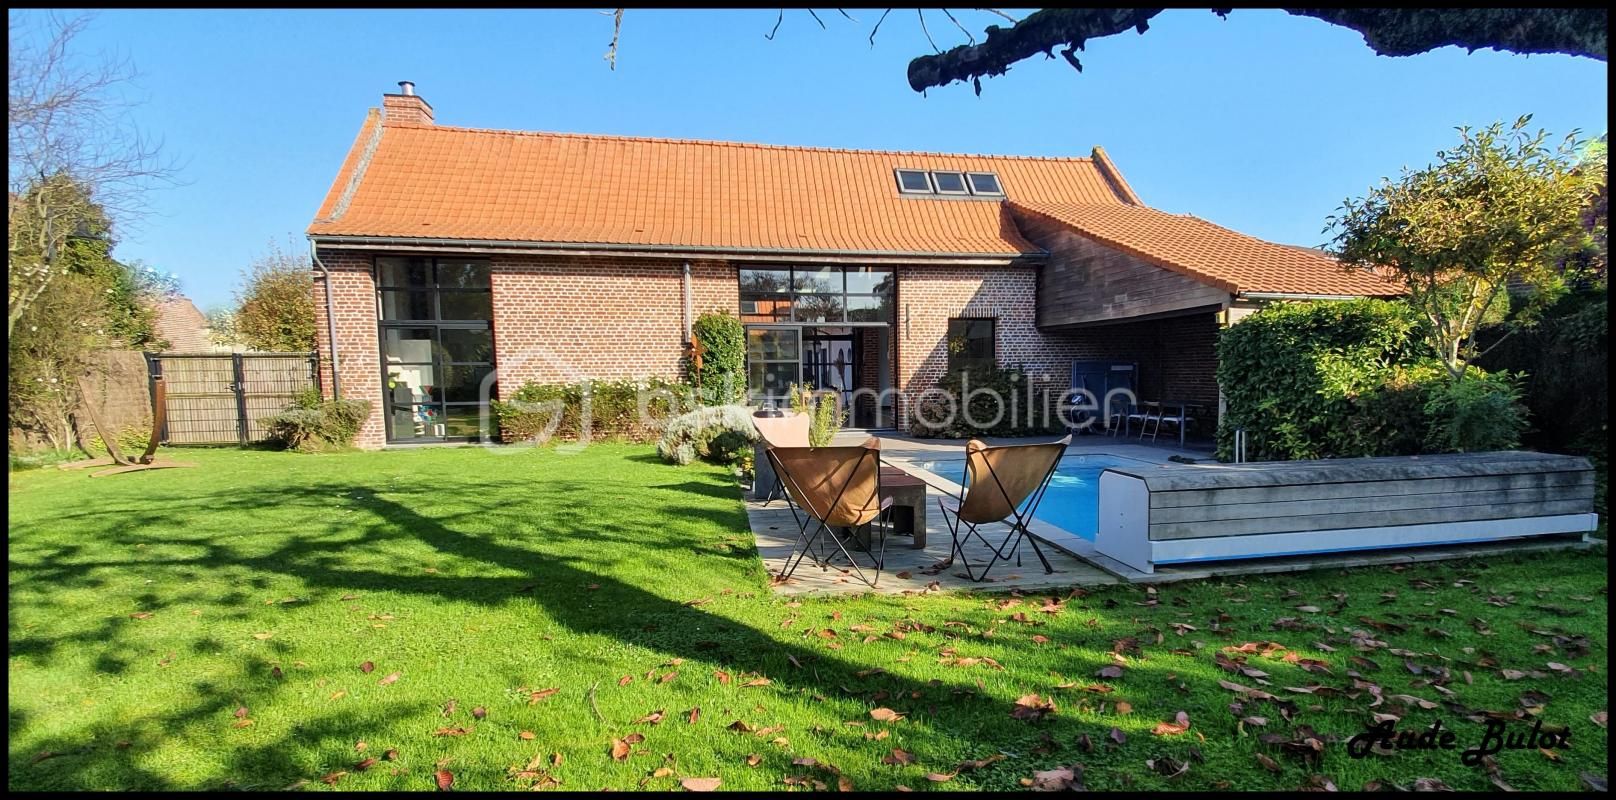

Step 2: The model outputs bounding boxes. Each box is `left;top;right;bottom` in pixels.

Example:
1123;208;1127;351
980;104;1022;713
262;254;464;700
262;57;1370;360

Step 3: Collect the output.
902;454;1151;540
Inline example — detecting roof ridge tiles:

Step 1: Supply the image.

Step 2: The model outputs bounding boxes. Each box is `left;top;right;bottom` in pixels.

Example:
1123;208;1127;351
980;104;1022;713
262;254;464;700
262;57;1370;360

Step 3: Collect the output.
388;119;1095;162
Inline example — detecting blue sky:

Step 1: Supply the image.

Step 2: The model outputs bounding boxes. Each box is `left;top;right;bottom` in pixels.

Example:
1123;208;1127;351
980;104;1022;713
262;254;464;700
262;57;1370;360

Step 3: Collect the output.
31;8;1610;310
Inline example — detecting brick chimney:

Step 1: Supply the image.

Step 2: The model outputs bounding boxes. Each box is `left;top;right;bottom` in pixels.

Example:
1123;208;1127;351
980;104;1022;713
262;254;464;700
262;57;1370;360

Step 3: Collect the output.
381;80;433;125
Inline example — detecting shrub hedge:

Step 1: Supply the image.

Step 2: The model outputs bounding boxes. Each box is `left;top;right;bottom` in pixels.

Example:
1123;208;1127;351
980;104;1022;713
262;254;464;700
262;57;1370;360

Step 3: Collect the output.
262;388;372;452
88;422;155;456
655;404;757;473
1216;299;1526;461
907;364;1065;439
491;378;693;444
1476;286;1607;513
689;311;745;406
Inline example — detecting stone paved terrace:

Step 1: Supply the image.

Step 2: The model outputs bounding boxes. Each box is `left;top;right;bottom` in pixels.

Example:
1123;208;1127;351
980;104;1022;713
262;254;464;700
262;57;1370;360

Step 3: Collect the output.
751;432;1194;596
749;432;1598;596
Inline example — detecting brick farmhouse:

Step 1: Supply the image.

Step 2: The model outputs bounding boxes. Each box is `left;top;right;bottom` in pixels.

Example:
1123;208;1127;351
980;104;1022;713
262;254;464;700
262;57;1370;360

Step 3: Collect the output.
308;83;1396;448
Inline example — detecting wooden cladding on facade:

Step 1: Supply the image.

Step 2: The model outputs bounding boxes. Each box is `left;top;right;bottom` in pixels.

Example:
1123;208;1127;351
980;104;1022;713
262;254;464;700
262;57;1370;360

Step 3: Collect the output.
1014;209;1230;329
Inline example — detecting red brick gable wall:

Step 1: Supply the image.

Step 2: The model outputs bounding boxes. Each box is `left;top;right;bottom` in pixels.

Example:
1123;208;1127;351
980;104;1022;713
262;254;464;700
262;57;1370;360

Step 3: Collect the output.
312;250;386;447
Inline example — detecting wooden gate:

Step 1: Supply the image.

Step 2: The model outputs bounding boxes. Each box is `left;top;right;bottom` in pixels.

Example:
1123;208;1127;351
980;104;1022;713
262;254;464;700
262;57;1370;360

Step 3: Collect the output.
147;353;320;444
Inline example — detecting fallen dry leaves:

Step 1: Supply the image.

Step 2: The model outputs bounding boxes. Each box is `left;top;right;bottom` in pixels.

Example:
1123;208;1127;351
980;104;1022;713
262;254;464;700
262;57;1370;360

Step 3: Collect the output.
1151;711;1191;736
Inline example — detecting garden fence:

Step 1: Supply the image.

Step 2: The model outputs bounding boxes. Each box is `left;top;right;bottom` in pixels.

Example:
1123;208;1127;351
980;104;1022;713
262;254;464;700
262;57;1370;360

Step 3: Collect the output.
146;352;319;445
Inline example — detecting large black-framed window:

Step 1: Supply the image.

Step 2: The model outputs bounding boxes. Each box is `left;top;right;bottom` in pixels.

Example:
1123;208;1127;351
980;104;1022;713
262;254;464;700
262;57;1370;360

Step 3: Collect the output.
738;266;893;325
946;317;996;375
377;256;495;442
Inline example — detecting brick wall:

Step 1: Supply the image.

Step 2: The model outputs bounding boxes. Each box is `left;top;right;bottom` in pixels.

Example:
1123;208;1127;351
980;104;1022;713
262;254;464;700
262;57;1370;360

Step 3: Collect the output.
893;264;1221;430
489;255;736;392
312;250;1222;446
312;249;737;448
895;265;1082;428
311;249;385;447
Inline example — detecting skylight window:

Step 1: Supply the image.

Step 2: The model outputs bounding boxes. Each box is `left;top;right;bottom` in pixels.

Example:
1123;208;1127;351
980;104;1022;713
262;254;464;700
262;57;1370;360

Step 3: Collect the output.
932;171;968;194
895;168;1004;198
967;172;1003;195
895;169;933;194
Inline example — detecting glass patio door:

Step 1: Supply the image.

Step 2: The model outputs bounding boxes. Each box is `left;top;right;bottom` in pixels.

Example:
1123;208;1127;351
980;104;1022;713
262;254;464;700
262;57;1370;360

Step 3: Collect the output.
381;324;494;441
377;256;495;443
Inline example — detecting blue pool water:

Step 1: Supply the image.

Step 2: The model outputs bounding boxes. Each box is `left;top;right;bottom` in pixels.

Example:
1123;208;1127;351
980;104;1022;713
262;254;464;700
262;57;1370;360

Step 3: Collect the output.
905;454;1148;540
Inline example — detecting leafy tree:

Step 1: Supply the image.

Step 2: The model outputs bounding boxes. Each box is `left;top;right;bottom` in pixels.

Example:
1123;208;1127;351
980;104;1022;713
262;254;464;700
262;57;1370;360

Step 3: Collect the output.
1568;135;1609;281
204;306;241;348
8;271;109;450
232;239;316;352
8;177;177;452
1326;117;1602;380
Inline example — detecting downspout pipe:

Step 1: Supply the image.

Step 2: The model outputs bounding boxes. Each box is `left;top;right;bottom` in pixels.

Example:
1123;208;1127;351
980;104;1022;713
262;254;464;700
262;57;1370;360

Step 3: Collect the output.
682;261;694;343
310;240;342;398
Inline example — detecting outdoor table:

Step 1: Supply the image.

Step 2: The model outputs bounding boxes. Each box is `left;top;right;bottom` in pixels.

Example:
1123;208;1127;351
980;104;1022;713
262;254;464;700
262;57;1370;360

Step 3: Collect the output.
851;466;928;551
1150;400;1203;448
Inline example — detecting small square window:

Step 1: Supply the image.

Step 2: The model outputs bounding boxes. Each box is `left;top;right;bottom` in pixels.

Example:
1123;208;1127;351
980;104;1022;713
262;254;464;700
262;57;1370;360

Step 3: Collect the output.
895;169;933;194
932;171;968;194
967;172;1003;195
947;317;996;375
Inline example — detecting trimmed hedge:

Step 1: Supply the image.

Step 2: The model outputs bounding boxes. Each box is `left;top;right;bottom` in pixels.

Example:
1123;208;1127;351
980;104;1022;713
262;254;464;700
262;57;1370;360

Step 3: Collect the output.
1216;299;1526;461
262;389;372;452
689;311;745;406
907;364;1065;439
492;378;693;444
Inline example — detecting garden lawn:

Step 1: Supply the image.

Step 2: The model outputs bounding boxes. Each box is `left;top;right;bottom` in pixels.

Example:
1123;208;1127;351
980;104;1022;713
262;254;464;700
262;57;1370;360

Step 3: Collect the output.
7;444;1609;792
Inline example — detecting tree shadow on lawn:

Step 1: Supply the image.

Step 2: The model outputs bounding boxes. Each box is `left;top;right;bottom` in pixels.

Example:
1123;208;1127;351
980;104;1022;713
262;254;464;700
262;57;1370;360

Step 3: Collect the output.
8;473;1117;790
17;465;1595;791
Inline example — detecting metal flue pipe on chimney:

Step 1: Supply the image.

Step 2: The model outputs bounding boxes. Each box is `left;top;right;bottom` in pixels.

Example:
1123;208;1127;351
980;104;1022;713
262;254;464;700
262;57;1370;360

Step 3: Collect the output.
398;80;415;96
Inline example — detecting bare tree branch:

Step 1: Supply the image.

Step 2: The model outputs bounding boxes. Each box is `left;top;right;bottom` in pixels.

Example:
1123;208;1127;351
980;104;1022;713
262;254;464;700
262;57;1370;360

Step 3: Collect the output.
976;8;1019;25
917;9;941;54
941;9;975;46
8;11;180;336
807;9;826;30
1286;8;1607;60
869;9;892;47
906;8;1162;92
765;8;784;40
907;7;1607;93
602;8;624;70
838;9;858;23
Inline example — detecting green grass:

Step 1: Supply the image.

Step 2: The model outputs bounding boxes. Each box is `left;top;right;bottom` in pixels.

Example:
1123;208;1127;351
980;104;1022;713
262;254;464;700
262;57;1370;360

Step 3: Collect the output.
7;445;1608;792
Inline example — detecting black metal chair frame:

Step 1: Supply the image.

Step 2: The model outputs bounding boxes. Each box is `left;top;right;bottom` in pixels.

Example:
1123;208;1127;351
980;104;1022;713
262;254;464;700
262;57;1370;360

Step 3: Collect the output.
936;448;1064;582
767;446;892;588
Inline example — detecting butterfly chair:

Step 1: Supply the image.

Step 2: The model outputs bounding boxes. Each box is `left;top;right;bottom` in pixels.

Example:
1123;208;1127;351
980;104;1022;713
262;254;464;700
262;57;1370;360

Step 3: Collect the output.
936;435;1071;582
766;437;893;588
752;412;811;506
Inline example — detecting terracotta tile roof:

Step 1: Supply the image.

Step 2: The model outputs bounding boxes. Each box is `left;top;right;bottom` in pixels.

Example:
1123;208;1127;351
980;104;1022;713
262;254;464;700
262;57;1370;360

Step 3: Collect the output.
308;117;1130;256
1010;200;1403;296
154;297;216;352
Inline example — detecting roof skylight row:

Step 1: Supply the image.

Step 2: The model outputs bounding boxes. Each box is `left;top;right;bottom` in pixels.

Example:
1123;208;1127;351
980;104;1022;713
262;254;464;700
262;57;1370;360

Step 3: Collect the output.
895;169;1003;197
